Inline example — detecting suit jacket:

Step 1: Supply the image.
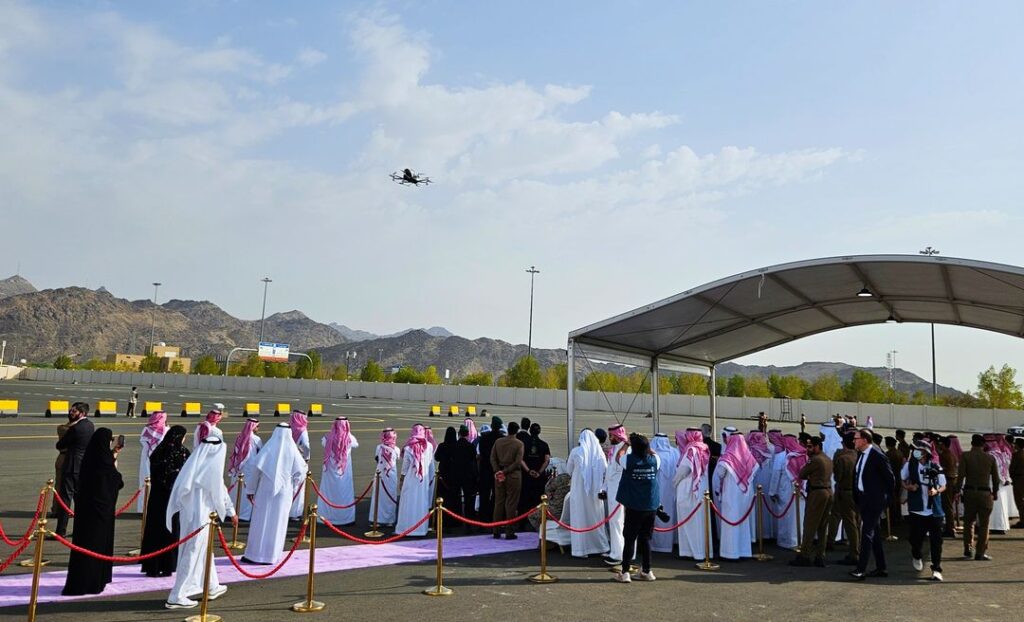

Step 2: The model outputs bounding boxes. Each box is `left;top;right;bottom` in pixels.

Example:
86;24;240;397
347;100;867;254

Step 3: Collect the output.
853;446;895;515
55;417;95;478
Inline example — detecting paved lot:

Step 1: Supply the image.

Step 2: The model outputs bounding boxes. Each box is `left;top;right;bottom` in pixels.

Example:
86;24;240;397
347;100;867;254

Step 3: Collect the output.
1;379;1022;621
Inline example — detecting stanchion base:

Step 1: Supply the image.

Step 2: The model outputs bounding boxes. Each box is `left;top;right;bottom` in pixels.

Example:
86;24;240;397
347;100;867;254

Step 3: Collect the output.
291;600;326;613
363;530;384;538
18;558;49;568
422;586;453;597
301;537;311;544
527;572;558;583
885;536;898;542
184;614;222;622
127;549;141;557
227;542;246;551
695;561;720;571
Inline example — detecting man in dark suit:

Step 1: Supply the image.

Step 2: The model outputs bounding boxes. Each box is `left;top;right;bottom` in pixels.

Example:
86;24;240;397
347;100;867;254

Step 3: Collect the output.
53;402;95;537
851;428;895;579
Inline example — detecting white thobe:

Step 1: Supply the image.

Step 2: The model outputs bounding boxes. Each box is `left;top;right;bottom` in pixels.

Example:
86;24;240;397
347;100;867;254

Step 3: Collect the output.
319;434;359;525
770;453;803;549
753;453;776;539
289;430;311;519
167;478;234;604
138;431;164;512
673;460;708;559
242;452;306;564
992;486;1012;530
566;446;609;558
651;447;678;553
369;444;400;526
604;442;628;560
235;435;263;521
712;462;759;560
394;445;434;537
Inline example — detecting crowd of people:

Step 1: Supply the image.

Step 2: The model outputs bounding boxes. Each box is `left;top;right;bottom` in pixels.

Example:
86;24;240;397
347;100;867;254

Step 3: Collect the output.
44;401;1024;604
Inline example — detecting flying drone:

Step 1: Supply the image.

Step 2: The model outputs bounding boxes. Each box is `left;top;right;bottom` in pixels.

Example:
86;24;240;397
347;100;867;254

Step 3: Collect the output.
390;168;432;186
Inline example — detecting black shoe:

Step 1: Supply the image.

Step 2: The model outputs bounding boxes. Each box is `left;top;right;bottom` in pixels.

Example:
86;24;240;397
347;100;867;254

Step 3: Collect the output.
492;533;502;539
1011;523;1024;529
837;556;858;566
866;568;888;578
505;533;518;540
848;571;866;580
975;554;992;561
814;557;827;568
963;549;974;559
788;557;812;567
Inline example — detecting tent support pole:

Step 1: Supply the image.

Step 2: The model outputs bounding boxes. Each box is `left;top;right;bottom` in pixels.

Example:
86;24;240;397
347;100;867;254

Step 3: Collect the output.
566;339;576;455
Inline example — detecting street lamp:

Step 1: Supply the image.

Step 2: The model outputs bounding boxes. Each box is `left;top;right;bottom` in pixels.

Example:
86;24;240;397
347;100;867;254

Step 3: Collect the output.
258;277;273;345
148;282;162;353
378;348;383;364
525;265;540;359
919;247;940;401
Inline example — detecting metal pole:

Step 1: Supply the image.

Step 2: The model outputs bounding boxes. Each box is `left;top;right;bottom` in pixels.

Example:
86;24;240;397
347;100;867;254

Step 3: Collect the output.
301;472;313;544
229;474;245;550
364;473;384;538
26;518;48;622
651;357;660;435
291;505;325;613
754;485;772;561
258;277;272;345
129;477;151;556
695;491;719;571
709;365;718;436
526;266;540;360
422;497;453;596
185;512;222;622
527;495;557;583
566;339;575;455
149;282;161;351
931;323;937;402
793;481;803;552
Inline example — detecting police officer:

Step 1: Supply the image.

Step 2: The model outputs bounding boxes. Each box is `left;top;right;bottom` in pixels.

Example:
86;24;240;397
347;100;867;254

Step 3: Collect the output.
828;432;860;565
790;436;833;567
959;434;999;560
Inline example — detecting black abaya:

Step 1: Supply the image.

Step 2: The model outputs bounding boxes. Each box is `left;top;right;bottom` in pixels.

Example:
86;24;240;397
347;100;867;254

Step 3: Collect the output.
140;426;190;577
62;428;124;596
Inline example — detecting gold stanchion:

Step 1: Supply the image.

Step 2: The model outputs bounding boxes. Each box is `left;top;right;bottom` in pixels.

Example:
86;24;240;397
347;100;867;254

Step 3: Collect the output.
885;508;898;542
26;518;47;622
20;480;53;568
695;491;719;571
528;495;557;583
427;465;440;535
129;477;152;556
364;473;384;538
754;485;773;562
301;472;313;544
422;498;452;596
185;512;222;622
228;474;246;550
793;481;803;553
291;505;325;613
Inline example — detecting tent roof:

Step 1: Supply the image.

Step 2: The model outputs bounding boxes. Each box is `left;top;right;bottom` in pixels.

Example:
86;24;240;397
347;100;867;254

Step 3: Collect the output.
569;255;1024;367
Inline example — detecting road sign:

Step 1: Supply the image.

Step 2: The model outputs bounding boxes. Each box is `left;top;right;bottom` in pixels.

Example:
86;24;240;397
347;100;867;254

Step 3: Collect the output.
258;342;290;362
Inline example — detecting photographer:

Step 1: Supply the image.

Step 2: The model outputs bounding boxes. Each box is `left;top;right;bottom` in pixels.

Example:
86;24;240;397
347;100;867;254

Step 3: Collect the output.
612;433;661;583
901;440;947;581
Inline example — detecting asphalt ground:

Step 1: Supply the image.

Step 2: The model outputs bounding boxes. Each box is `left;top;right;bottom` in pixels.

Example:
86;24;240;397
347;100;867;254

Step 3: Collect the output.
1;379;1022;621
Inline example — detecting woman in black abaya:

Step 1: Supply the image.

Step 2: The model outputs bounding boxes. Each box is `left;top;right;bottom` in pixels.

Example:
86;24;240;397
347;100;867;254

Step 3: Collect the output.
62;427;124;596
140;425;190;577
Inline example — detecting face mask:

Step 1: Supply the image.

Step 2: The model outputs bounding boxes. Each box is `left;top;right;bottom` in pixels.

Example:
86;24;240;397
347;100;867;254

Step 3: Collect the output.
912;450;925;460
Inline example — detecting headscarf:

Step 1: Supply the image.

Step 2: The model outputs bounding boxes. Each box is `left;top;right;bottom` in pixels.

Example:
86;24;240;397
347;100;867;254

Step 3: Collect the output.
141;411;168;452
820;422;842;458
721;425;738;445
405;424;429;480
607;424;628;459
767;429;785;452
480;424;492;435
781;435;808;481
747;431;773;466
491;416;503;431
719;433;757;493
290;410;308;444
443;426;457;445
984;433;1012;481
948;435;964;462
79;427;122;513
574;429;607;496
324;417;353;475
196;409;223;444
149;425;189;490
676;429;709;493
463;418;478;442
424;425;437;449
228;418;260;475
379;428;398;470
251;423;306;495
651;432;676;481
166;427;230;530
81;427;116;474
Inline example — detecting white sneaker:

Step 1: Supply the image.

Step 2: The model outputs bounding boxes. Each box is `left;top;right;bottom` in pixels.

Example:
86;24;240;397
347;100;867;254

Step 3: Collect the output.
636;570;657;582
208;585;228;600
165;599;198;610
612;571;631;583
912;558;923;571
931;571;943;582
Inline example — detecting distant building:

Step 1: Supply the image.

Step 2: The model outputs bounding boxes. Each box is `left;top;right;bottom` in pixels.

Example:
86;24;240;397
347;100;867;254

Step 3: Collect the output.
106;343;191;373
107;353;145;369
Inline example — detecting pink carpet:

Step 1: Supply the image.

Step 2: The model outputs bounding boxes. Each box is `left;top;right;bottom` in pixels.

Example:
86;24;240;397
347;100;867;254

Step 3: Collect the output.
0;533;538;608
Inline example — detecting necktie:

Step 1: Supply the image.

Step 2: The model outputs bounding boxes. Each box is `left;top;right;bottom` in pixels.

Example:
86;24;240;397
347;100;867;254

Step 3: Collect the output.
856;452;866;489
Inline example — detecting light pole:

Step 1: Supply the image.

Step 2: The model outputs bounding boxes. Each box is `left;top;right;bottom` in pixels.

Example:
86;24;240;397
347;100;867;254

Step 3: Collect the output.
525;265;540;360
378;348;383;364
919;246;940;401
258;277;273;345
148;282;161;353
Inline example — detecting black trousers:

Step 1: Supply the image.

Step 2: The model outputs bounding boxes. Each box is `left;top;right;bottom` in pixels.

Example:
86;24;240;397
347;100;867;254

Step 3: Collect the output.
126;402;135;417
478;472;494;525
621;508;655;574
55;473;78;536
908;512;944;572
856;505;887;573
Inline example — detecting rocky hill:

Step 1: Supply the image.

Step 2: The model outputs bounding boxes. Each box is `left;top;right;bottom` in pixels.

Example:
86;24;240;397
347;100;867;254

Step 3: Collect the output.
329;323;454;342
0;275;36;299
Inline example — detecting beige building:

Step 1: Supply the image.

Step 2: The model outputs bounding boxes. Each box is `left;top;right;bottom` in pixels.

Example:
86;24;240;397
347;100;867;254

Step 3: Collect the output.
107;353;145;369
106;344;191;373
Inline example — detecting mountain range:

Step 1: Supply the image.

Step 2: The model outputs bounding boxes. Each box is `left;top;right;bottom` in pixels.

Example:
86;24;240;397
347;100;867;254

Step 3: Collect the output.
0;275;963;394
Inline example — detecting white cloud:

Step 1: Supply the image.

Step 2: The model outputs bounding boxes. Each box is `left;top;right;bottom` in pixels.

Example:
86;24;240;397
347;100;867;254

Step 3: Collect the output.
297;46;327;68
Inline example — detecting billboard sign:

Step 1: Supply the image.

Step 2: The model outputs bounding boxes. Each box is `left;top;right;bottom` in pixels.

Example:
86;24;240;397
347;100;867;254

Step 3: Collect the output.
258;342;290;362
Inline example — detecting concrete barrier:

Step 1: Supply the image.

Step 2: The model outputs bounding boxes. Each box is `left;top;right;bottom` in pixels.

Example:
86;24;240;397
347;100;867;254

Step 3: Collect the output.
243;402;260;416
46;400;69;418
141;401;162;416
309;403;323;417
181;402;202;417
0;399;18;418
274;402;290;417
95;400;118;417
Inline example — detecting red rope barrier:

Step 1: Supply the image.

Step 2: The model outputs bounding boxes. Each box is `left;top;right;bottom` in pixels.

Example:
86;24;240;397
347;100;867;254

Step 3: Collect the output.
308;479;373;510
379;479;398;504
548;504;621;533
52;489;74;517
0;492;45;547
320;510;432;545
0;537;32;574
216;522;308;579
710;497;757;527
441;506;537;529
761;492;797;519
51;525;205;563
114;488;143;517
653;502;702;532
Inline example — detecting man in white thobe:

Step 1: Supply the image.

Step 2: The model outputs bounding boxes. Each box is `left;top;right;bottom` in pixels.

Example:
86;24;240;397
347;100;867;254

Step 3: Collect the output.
770;434;807;549
370;428;400;527
288;411;311;519
712;433;759;560
395;424;435;536
650;433;677;553
138;411;167;512
603;423;629;565
673;429;709;559
228;418;262;521
319;417;359;525
566;429;609;558
165;428;235;610
747;431;777;540
242;423;306;565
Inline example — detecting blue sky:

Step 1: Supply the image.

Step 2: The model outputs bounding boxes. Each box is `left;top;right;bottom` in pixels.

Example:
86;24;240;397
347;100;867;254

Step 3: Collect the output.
2;1;1023;392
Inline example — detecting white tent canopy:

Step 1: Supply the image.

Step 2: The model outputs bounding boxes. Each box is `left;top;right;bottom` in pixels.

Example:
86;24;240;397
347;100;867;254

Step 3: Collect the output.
565;254;1024;449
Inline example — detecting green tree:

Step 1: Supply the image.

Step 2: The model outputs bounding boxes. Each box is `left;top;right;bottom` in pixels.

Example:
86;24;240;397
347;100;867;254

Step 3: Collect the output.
807;373;844;401
505;356;543;388
82;358;115;371
239;353;265;377
53;354;74;369
768;373;782;397
580;370;619;392
715;376;728;396
361;360;385;382
168;360;184;373
976;364;1024;409
331;365;349;381
674;373;709;395
619;371;650;394
264;361;291;378
541;363;568;390
460;371;494;386
293;351;323;380
910;390;930;405
139;355;162;373
423;365;443;385
193;355;220;375
843;370;886;403
745;376;772;398
775;375;809;399
726;374;746;397
393;366;425;384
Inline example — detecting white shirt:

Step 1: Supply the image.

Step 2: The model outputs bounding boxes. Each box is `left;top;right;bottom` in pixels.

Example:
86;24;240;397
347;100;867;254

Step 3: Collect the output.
855;447;870;492
900;461;947;517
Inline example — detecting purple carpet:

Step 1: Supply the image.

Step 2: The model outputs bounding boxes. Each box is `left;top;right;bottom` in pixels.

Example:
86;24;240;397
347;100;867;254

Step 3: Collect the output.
0;533;538;608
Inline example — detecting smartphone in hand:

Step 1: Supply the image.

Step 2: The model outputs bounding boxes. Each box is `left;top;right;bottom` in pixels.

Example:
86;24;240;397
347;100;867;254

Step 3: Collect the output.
115;434;126;451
